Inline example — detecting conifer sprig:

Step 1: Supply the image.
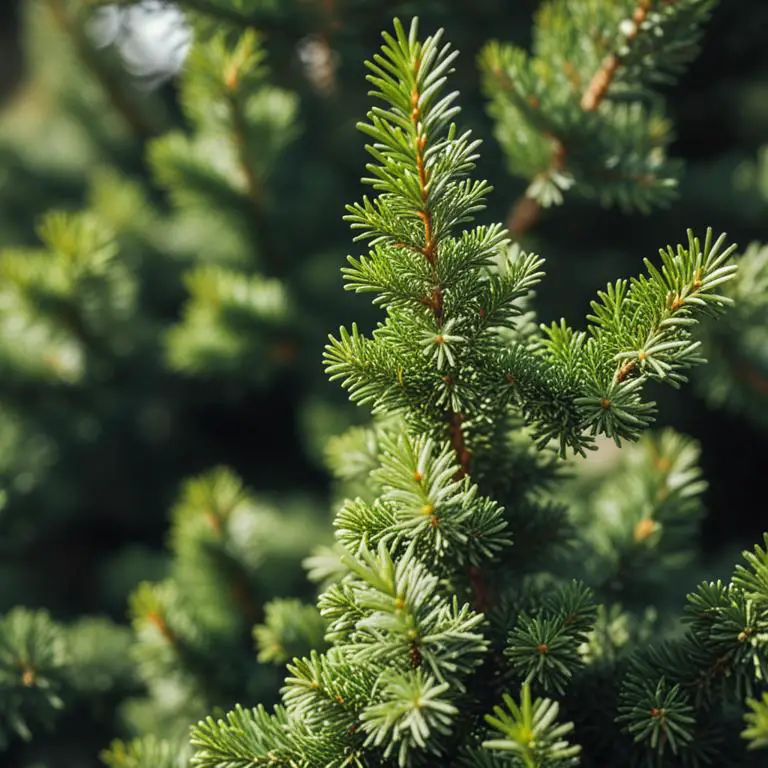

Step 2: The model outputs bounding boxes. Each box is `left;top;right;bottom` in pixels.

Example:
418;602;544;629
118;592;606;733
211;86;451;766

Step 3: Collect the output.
326;17;737;461
482;683;581;767
0;609;133;751
102;734;187;768
0;609;67;748
0;209;139;383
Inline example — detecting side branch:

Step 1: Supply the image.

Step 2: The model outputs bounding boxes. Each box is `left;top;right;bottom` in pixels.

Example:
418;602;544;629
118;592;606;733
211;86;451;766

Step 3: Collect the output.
500;0;653;228
581;0;652;111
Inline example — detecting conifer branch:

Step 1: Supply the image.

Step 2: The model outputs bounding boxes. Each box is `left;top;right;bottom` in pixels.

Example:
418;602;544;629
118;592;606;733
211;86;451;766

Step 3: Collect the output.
483;683;581;767
0;610;133;750
402;25;471;476
617;533;768;762
580;0;652;112
503;0;655;231
102;734;187;768
0;609;66;748
481;0;717;213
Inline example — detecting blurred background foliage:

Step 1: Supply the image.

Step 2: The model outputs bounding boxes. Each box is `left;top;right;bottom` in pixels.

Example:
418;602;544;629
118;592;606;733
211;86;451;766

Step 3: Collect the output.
0;0;765;765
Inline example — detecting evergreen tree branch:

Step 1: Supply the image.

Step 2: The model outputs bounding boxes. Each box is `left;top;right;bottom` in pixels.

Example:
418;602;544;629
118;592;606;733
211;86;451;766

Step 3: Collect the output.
580;0;652;112
374;19;472;476
102;735;189;768
481;0;717;214
223;39;273;271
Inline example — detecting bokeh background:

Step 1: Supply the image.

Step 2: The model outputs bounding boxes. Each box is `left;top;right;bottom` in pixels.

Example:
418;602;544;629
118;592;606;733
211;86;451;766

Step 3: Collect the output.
0;1;766;765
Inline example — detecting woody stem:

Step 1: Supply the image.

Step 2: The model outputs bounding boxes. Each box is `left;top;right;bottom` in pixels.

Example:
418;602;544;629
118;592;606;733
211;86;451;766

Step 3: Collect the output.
410;60;471;478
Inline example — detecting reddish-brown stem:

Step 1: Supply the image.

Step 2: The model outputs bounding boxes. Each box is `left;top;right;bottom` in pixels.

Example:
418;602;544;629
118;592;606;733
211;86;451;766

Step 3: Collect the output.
468;565;491;612
410;64;470;477
506;130;566;239
147;610;176;643
581;0;652;111
616;359;637;383
448;411;471;479
506;195;543;238
580;54;621;112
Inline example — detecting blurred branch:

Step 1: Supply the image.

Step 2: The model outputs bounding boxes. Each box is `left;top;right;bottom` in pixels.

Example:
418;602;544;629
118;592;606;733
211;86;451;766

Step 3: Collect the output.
48;0;164;141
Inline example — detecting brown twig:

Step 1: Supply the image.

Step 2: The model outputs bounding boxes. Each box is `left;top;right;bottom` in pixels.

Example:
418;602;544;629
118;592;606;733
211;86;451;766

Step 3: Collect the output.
581;0;652;111
506;135;566;238
147;610;176;643
410;57;471;478
506;196;542;238
448;411;472;479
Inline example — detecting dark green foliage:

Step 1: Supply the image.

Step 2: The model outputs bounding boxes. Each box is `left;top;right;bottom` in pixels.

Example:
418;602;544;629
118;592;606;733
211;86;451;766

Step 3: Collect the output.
122;467;329;740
